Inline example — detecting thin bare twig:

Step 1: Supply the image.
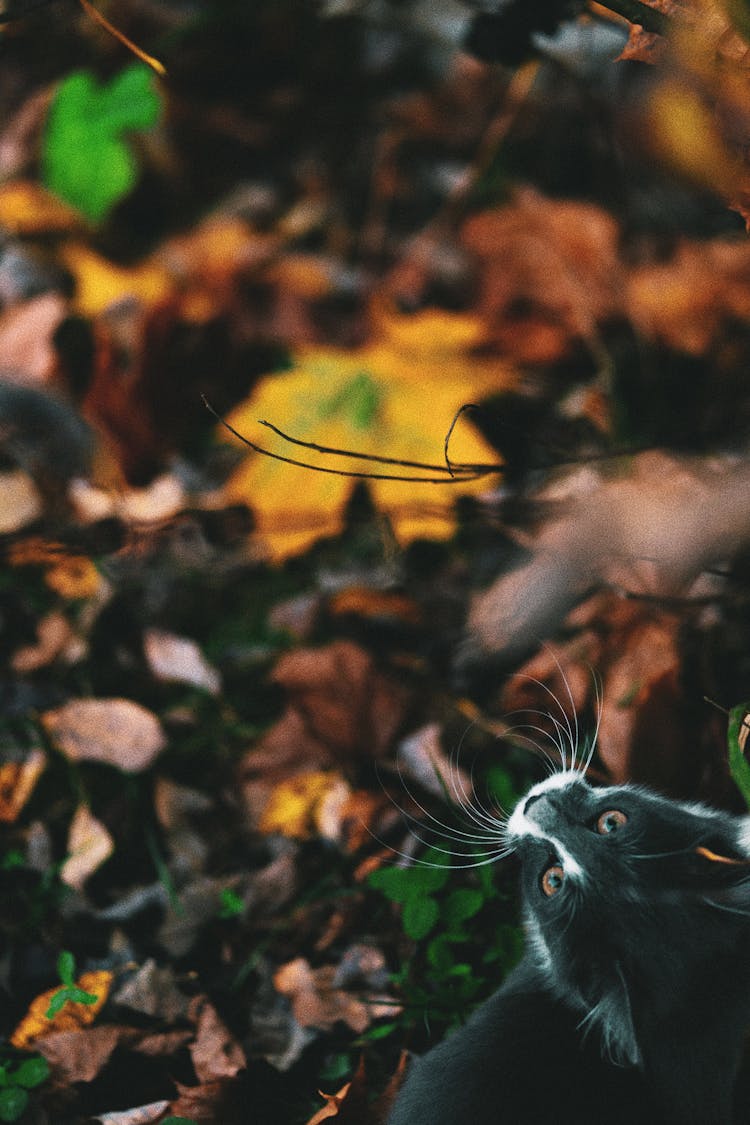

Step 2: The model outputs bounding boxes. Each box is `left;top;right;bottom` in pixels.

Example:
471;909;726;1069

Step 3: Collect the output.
202;396;504;484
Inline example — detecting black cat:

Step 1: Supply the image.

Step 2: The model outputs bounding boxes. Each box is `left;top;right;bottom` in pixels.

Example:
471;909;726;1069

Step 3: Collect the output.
388;769;750;1125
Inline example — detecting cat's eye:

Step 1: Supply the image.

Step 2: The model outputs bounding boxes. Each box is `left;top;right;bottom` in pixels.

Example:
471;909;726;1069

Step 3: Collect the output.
596;809;628;835
541;865;565;897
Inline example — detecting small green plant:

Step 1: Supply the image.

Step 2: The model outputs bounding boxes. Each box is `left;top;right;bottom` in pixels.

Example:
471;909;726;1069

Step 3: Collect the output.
0;1054;49;1122
218;887;245;919
42;62;162;222
728;701;750;810
369;842;522;1034
45;951;98;1019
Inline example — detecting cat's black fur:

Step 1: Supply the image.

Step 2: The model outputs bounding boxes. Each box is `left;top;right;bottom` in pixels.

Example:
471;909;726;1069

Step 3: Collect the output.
388;771;750;1125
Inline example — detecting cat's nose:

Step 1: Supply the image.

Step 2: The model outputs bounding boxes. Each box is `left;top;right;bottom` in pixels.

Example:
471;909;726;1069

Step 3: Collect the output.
524;792;543;813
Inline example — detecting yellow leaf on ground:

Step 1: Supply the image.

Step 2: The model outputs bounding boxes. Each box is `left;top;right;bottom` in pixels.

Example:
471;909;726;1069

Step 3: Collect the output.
44;556;102;599
0;180;81;234
259;770;346;839
225;305;513;557
11;970;112;1049
60;243;171;315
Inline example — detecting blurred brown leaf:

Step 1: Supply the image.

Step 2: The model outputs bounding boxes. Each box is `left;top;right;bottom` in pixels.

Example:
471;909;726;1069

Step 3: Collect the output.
60;803;115;890
42;698;167;773
188;996;246;1081
0;749;45;823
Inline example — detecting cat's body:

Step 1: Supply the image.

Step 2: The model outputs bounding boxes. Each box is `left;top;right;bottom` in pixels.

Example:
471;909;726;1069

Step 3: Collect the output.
388;770;750;1125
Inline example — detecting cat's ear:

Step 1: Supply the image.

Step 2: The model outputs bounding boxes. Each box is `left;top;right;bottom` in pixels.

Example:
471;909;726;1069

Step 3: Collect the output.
578;963;641;1068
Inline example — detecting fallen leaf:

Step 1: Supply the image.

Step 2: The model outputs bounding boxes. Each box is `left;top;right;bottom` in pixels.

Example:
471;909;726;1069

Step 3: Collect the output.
273;957;395;1034
113;959;190;1021
0;293;68;382
60;803;115;890
188;996;246;1081
11;970;112;1049
240;642;409;827
167;1078;241;1122
60;242;170;316
304;1058;374;1125
44;555;102;599
32;1024;135;1083
0;180;81;235
42;698;167;773
0;469;42;532
144;629;222;695
12;611;76;672
461;187;622;364
259;771;348;839
0;750;46;823
94;1101;170;1124
225;305;512;557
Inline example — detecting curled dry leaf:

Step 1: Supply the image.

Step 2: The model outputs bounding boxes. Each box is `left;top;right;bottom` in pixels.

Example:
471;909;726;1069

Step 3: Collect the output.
60;803;115;890
41;697;167;773
113;958;190;1021
11;970;112;1049
144;628;222;695
188;996;246;1081
0;749;45;823
273;957;397;1035
304;1059;374;1125
11;611;76;673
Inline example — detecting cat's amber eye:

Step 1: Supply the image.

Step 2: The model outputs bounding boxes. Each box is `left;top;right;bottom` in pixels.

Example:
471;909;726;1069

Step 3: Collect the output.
596;809;628;835
541;865;565;897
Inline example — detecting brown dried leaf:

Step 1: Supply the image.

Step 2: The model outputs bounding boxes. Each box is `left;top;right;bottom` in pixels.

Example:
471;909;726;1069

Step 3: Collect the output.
11;612;76;673
461;188;622;363
41;698;166;773
143;629;221;695
94;1101;170;1124
113;958;190;1022
188;996;246;1081
304;1059;375;1125
273;957;391;1035
60;803;115;890
33;1025;137;1083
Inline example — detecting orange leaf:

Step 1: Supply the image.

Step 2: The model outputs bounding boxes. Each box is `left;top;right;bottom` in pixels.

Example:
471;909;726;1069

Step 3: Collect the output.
0;750;46;823
11;970;112;1049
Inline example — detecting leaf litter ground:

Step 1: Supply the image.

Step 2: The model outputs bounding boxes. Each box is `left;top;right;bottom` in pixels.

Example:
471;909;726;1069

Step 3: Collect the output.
3;1;750;1122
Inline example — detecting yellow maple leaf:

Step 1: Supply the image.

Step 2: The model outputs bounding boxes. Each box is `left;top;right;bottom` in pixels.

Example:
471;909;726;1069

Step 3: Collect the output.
225;305;514;557
11;970;112;1049
60;243;170;315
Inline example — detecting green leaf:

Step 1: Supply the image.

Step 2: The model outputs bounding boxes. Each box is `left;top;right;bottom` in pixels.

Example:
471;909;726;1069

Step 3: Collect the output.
441;888;485;929
45;989;71;1020
728;703;750;810
0;1087;28;1122
218;887;244;919
66;987;98;1006
11;1056;49;1089
402;894;439;940
42;63;161;223
162;1118;199;1124
319;370;381;430
56;950;76;986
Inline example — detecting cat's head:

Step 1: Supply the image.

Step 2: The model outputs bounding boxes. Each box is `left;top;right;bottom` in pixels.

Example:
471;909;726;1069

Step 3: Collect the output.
506;770;750;1065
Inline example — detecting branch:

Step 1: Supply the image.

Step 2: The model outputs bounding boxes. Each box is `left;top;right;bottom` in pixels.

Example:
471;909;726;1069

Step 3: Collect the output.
593;0;672;36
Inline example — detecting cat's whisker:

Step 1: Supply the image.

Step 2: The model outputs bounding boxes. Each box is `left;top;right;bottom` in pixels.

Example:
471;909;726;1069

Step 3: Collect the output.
381;755;508;849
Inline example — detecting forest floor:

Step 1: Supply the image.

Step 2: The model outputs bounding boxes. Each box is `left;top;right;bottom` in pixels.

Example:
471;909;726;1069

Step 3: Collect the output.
2;1;750;1122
